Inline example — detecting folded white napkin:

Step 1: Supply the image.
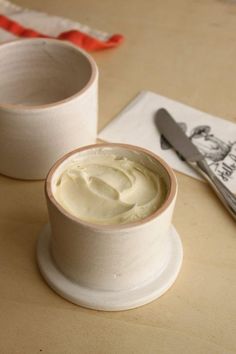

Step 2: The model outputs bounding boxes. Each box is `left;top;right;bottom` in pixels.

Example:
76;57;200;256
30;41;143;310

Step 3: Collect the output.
99;91;236;193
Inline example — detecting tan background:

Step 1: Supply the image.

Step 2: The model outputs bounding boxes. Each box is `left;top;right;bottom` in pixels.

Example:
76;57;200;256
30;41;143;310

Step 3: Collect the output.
0;0;236;353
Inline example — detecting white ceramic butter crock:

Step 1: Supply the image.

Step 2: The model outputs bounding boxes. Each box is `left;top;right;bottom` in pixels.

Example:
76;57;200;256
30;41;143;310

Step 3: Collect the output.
0;38;98;180
37;143;183;311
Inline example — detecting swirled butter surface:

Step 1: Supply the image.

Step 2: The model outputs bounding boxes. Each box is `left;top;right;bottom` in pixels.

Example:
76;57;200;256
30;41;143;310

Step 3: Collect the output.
54;154;167;225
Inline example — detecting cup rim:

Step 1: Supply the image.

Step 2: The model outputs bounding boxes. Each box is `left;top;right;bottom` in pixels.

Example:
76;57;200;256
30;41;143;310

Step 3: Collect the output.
0;38;98;112
45;143;177;230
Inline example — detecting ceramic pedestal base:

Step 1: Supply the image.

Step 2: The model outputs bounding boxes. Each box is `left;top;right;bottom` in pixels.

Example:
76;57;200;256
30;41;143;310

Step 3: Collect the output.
37;224;183;311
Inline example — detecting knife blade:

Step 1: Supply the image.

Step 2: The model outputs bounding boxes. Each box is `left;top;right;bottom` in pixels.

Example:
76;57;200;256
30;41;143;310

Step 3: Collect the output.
155;108;203;163
154;108;236;221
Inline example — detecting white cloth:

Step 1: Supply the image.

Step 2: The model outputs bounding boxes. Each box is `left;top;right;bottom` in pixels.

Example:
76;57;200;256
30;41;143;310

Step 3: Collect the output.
0;0;111;43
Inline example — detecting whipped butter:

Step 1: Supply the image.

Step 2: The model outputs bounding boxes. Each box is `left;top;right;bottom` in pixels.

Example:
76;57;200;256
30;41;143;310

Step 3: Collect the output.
54;154;167;225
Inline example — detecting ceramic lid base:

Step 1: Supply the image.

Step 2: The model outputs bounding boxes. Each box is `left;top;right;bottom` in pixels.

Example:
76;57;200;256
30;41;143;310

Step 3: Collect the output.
36;224;183;311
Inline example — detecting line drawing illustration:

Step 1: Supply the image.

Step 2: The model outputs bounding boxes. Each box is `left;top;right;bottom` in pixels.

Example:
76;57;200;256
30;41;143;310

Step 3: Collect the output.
160;123;236;183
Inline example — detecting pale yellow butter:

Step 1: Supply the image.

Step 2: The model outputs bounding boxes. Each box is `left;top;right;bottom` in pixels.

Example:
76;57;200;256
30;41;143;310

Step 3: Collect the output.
54;155;166;225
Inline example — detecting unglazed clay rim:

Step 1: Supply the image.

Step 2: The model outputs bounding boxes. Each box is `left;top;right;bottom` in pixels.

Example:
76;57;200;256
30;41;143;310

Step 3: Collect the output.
46;143;177;231
0;38;98;111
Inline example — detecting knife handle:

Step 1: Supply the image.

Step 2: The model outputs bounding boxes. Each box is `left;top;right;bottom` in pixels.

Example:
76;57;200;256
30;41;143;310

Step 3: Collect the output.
189;159;236;221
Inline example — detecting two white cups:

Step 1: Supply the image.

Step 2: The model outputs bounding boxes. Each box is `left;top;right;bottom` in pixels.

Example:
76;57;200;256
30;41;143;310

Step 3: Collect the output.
0;38;182;310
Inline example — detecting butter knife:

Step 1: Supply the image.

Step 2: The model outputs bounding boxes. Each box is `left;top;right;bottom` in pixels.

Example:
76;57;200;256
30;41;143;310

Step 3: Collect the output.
155;108;236;221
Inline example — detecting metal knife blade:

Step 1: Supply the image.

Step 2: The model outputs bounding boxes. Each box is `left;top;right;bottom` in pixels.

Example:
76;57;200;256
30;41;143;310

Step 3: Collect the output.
154;108;236;221
155;108;203;163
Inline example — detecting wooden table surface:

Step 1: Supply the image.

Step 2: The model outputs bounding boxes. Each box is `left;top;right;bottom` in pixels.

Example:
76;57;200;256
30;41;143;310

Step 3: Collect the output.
0;0;236;353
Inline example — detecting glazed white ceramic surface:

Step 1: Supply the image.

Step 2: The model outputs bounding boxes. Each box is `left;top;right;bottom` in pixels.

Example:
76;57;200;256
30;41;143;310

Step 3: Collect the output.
37;223;183;311
38;143;182;310
0;39;98;180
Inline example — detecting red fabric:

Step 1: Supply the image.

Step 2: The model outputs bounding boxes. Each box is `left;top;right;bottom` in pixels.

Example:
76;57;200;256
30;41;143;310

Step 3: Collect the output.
0;14;124;51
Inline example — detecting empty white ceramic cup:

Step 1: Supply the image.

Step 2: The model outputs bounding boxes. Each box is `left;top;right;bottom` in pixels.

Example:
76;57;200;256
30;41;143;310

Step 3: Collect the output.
37;143;183;311
0;38;98;180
